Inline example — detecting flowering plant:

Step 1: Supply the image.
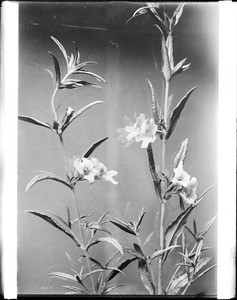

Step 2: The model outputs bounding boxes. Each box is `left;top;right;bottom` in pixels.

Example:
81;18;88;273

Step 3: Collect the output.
19;2;216;296
19;36;129;295
112;2;216;295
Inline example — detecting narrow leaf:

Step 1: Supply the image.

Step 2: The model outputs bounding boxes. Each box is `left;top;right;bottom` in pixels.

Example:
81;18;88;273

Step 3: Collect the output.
49;272;77;282
167;273;188;295
105;251;120;267
60;79;100;89
179;194;185;211
133;243;145;259
74;70;106;83
76;61;97;70
167;257;213;295
194;264;217;282
65;252;74;268
173;138;188;168
138;259;156;295
166;86;197;140
81;269;106;281
18;115;51;130
95;272;104;294
173;58;187;74
46;209;69;228
67;206;71;229
147;8;167;37
98;237;123;256
97;212;110;225
83;137;108;158
103;284;124;295
172;59;190;77
26;173;71;191
51;36;68;65
195;257;212;273
87;256;104;269
193;219;198;235
105;257;137;283
63;285;87;294
202;215;217;237
197;184;215;202
163;205;195;261
167;94;174;120
26;210;80;247
161;36;171;81
194;240;204;263
62;100;103;132
146;144;162;200
86;240;100;251
146;78;161;124
44;68;54;82
136;208;147;232
110;220;136;236
185;226;196;241
123;247;144;259
49;51;61;88
143;231;155;247
151;245;180;260
166;33;174;69
126;6;149;25
172;3;185;27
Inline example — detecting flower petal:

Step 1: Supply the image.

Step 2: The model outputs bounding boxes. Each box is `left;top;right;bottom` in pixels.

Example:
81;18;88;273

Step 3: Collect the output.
103;170;118;185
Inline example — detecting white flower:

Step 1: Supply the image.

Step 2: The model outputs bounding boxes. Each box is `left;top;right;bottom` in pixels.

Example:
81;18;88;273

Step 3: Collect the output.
73;157;118;185
172;161;197;205
117;113;158;148
90;158;118;185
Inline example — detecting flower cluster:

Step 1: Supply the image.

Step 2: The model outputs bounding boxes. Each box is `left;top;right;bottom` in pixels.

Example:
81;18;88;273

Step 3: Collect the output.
117;113;158;148
171;161;197;205
73;157;118;185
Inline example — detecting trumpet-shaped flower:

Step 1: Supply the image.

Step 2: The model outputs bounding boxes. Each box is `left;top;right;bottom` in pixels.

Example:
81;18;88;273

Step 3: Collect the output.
117;113;158;148
73;157;118;185
172;161;197;205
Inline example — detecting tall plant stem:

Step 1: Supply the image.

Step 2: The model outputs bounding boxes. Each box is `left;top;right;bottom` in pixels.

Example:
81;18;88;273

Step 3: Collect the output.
157;79;169;294
59;134;69;174
51;87;58;121
71;187;96;294
163;80;170;127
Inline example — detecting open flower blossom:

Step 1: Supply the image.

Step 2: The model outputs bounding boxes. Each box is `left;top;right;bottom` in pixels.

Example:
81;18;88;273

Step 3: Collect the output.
172;161;197;205
117;113;158;148
73;157;118;185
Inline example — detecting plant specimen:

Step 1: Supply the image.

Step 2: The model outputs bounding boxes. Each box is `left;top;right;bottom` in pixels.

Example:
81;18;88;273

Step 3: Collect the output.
19;2;217;296
115;2;217;295
19;36;131;295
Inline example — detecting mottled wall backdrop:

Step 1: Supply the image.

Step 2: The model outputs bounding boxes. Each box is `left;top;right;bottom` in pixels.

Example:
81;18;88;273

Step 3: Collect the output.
18;2;218;295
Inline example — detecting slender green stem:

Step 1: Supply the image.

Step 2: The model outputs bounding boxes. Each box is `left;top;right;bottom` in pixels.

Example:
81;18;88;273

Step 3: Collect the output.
163;80;170;126
51;87;58;121
59;134;69;175
70;187;95;294
157;79;170;294
51;71;71;121
157;201;164;294
71;187;84;244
